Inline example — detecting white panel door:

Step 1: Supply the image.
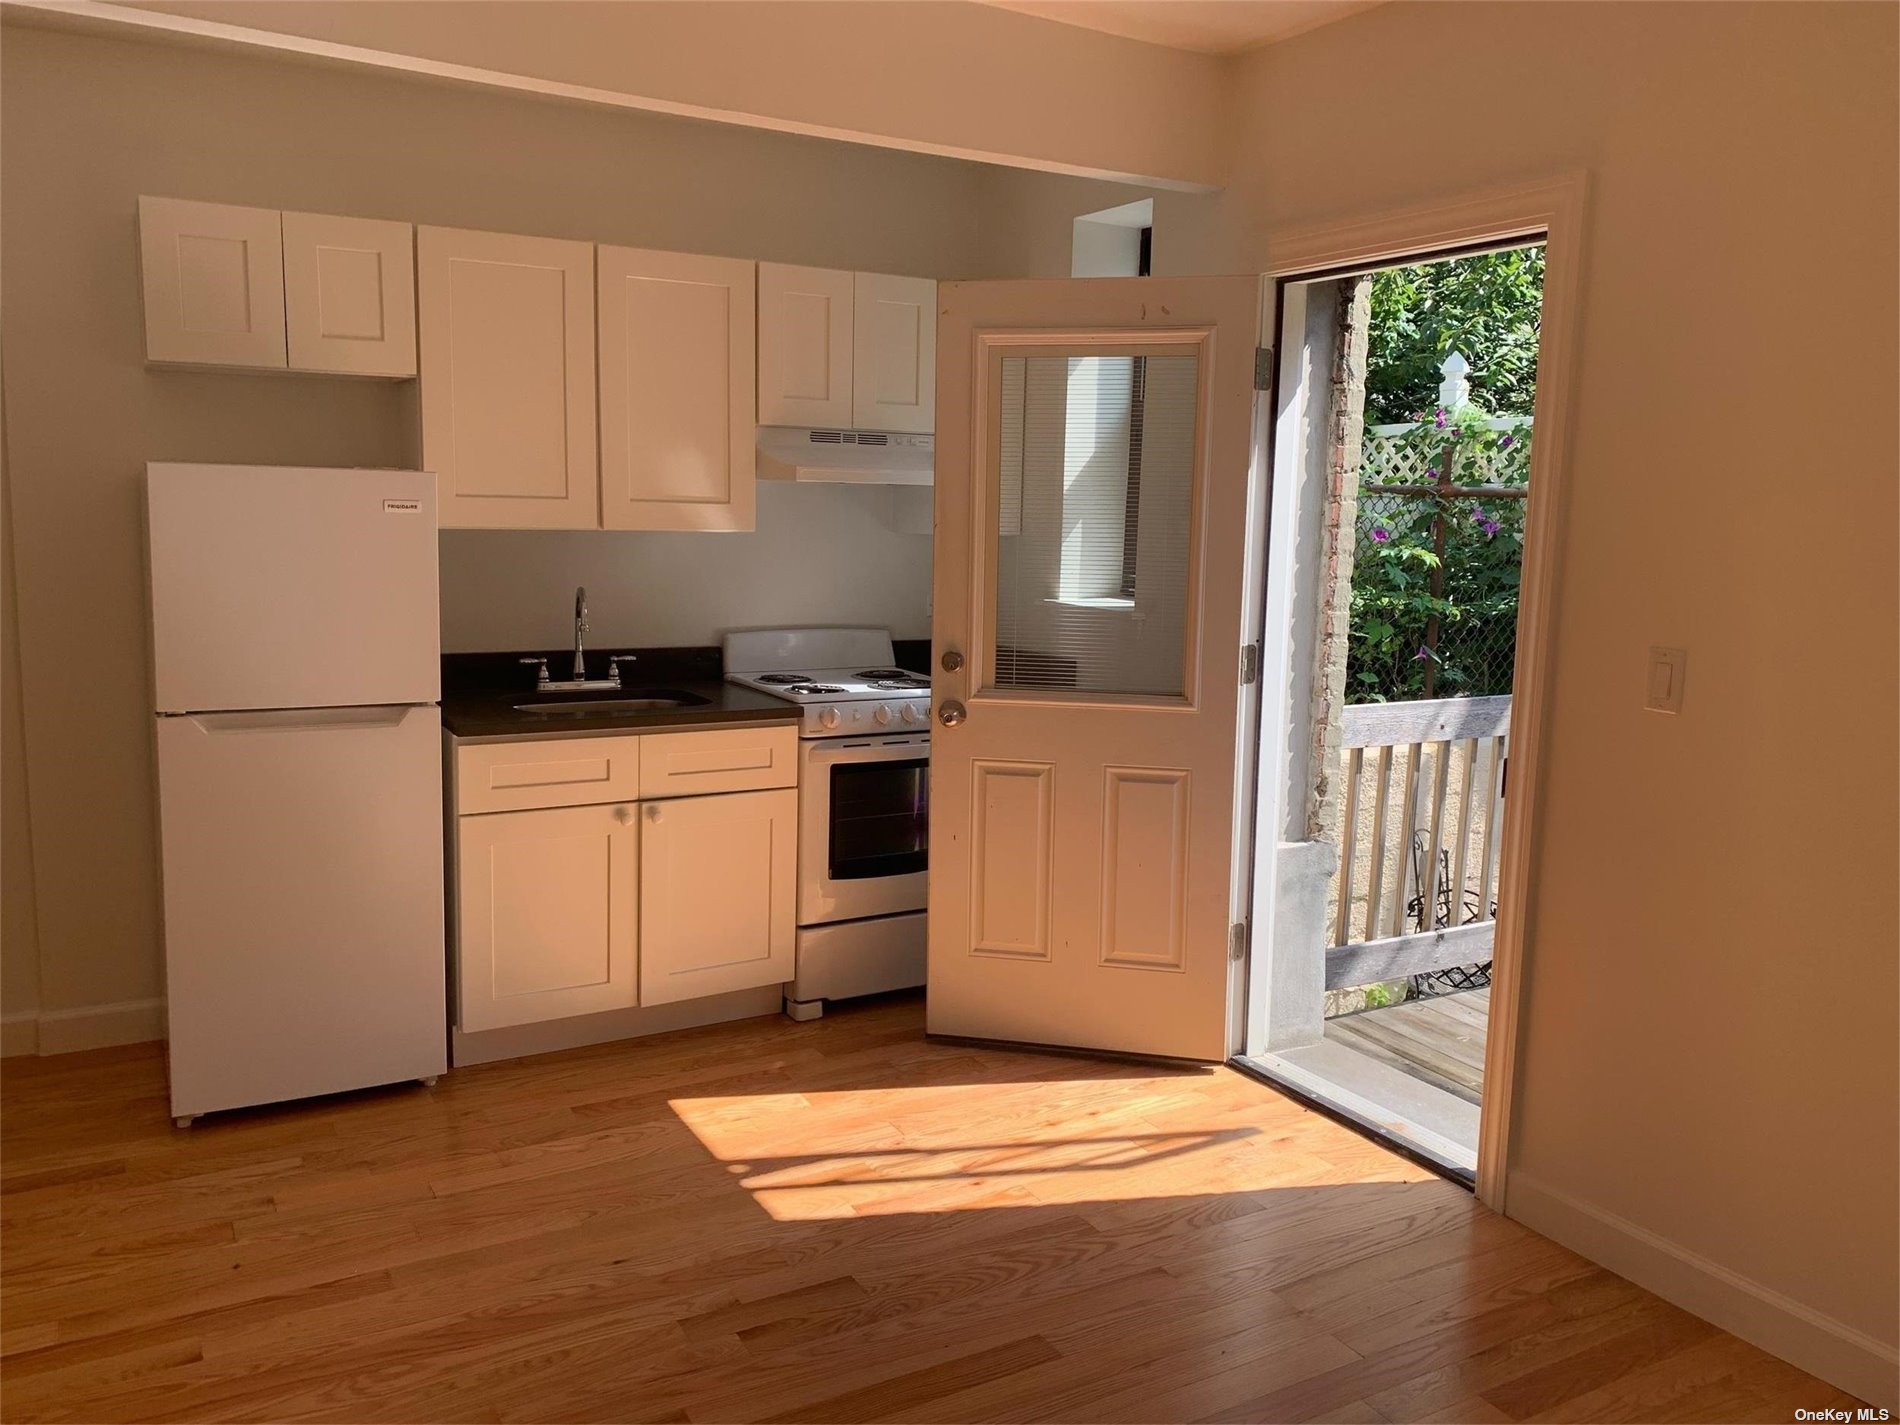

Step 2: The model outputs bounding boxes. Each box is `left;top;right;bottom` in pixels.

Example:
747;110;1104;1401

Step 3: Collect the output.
456;802;639;1031
852;272;937;433
598;246;757;531
157;704;446;1119
928;276;1264;1061
145;464;438;713
639;788;796;1006
282;211;417;377
138;196;287;368
757;263;853;428
419;226;598;529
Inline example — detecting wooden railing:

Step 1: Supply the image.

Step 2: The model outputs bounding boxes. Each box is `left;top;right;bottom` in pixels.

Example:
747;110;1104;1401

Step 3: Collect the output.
1326;695;1511;991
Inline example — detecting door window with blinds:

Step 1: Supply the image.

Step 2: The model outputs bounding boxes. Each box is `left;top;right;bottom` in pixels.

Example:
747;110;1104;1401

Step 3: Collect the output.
991;347;1202;697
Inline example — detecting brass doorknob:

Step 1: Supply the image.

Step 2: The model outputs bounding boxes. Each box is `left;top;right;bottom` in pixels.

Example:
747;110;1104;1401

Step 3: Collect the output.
938;700;967;727
941;650;965;673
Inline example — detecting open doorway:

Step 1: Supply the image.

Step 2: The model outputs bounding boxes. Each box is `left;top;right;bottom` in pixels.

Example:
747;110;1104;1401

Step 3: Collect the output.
1241;241;1548;1182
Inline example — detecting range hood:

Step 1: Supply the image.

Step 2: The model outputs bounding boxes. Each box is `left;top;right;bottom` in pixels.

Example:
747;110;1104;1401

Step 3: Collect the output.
757;427;934;486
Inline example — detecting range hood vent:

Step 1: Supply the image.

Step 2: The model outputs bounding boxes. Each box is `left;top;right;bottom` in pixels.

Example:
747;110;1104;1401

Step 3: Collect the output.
757;427;933;485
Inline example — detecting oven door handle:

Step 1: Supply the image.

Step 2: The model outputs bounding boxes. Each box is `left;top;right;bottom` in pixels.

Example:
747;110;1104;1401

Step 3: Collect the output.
804;738;931;768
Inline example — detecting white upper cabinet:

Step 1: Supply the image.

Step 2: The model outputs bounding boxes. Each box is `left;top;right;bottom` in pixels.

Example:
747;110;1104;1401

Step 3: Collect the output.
757;263;854;428
419;226;599;530
758;263;937;433
598;246;757;532
852;271;936;434
282;211;416;378
138;197;287;369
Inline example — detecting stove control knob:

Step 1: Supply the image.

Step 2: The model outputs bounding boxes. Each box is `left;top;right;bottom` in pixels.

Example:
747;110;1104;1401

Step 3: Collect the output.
818;706;841;731
874;704;893;726
902;702;924;724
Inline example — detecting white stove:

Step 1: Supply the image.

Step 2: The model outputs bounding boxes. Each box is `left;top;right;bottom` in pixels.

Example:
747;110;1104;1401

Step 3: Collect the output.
724;627;931;739
722;627;930;1021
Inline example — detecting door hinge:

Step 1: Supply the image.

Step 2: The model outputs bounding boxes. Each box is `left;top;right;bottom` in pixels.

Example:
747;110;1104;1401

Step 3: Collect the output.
1254;345;1274;391
1239;642;1260;685
1229;921;1250;962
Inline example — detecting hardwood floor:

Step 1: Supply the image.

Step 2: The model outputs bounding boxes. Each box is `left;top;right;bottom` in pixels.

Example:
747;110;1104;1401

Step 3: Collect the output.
0;994;1862;1423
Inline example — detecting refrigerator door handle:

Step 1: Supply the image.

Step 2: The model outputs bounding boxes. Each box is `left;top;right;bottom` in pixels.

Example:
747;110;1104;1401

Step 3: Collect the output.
179;705;426;734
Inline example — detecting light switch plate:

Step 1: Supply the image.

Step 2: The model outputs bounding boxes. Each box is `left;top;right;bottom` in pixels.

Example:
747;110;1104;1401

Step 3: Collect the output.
1645;646;1687;714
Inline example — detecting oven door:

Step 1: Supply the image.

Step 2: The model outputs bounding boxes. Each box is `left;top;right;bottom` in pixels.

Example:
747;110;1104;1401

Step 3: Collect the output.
799;733;930;925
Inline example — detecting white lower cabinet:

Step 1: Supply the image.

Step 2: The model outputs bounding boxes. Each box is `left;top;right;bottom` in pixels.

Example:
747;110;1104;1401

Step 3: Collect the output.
456;801;639;1032
638;787;797;1007
450;728;797;1034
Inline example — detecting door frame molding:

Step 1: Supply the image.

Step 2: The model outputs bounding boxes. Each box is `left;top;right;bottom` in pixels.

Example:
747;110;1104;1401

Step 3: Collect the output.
1251;173;1590;1211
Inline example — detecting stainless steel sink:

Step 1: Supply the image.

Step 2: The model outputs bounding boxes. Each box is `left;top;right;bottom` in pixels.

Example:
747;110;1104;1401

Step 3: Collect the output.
511;689;711;714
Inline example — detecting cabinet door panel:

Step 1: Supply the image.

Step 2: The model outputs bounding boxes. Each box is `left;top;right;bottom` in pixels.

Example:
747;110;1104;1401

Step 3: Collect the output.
852;272;936;433
420;227;598;529
138;196;287;368
283;211;416;377
758;263;853;428
457;803;637;1030
640;789;795;1006
599;247;756;531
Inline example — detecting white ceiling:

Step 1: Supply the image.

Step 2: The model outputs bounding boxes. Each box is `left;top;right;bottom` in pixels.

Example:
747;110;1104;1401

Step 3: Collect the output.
980;0;1383;54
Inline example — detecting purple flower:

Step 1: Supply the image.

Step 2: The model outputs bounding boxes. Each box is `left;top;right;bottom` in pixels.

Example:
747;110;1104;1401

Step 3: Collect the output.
1483;519;1501;536
1426;466;1440;480
1434;408;1447;429
1499;434;1515;449
1471;507;1489;524
1413;646;1431;661
1370;526;1391;543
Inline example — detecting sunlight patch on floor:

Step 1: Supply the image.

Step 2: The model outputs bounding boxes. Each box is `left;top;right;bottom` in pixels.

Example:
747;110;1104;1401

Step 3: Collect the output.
669;1074;1433;1220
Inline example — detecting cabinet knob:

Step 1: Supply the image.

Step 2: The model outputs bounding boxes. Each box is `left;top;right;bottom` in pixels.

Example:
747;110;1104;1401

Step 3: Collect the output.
644;804;662;822
613;805;634;824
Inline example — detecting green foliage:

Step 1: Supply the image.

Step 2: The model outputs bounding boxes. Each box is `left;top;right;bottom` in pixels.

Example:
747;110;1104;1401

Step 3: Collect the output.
1349;412;1531;703
1366;247;1545;425
1362;983;1392;1010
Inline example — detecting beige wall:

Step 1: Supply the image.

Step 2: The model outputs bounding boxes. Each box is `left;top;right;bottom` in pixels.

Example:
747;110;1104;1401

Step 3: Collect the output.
439;485;931;654
0;23;989;1020
94;0;1226;187
1204;0;1898;1369
2;383;44;1045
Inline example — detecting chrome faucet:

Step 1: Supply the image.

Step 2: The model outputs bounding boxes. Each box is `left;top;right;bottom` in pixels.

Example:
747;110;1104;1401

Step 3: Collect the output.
520;587;636;692
572;586;588;681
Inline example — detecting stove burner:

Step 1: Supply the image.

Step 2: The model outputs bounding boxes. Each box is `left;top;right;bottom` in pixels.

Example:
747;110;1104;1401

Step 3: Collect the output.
755;672;814;684
784;683;847;695
856;668;915;680
869;678;928;691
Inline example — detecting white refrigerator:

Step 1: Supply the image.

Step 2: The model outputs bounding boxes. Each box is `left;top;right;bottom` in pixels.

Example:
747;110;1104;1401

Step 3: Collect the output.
147;463;447;1123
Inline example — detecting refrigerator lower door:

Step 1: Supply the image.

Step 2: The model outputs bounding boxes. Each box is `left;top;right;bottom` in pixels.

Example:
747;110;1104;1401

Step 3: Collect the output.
156;704;447;1119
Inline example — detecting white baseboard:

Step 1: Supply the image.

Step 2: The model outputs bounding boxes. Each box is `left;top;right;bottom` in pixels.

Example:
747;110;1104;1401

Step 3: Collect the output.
12;998;168;1056
1508;1172;1899;1411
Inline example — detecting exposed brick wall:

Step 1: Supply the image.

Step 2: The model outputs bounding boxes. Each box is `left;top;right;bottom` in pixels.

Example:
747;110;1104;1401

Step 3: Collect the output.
1305;275;1371;843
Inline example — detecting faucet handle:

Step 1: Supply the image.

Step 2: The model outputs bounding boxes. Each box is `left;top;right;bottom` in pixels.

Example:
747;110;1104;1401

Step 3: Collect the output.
608;654;638;687
518;656;550;686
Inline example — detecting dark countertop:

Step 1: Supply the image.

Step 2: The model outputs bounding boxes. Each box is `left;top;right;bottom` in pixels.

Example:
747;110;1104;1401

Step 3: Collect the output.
441;645;802;741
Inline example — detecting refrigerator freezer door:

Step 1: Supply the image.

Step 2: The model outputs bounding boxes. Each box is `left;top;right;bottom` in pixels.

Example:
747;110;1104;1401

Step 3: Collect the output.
147;464;439;713
156;704;447;1119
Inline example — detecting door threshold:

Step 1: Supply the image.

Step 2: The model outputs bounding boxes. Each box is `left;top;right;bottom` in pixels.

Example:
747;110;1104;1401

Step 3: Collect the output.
1233;1045;1477;1184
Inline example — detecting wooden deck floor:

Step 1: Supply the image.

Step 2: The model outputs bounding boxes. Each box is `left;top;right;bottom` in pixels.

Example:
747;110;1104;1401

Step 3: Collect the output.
0;993;1863;1423
1326;987;1490;1105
